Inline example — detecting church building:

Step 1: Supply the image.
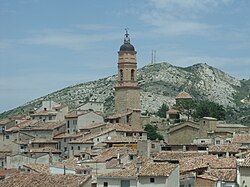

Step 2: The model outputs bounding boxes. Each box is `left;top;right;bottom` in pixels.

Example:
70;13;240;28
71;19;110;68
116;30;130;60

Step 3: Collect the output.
106;30;142;128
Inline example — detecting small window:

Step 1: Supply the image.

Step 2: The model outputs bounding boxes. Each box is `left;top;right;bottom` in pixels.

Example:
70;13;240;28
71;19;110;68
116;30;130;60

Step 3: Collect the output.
67;121;70;128
64;138;66;142
64;147;67;152
131;69;135;80
5;135;9;139
201;140;205;143
97;138;99;142
216;140;220;144
78;146;80;150
129;155;134;160
71;146;74;150
151;144;155;149
120;69;123;81
49;116;52;120
104;182;108;187
73;120;77;125
150;178;155;183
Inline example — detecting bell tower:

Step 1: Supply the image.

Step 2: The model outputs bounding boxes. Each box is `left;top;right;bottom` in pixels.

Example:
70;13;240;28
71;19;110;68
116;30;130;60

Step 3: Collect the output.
114;29;141;128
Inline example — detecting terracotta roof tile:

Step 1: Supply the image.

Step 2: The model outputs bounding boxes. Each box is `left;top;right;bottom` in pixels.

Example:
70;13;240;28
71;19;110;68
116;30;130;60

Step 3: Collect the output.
208;144;241;153
232;134;250;143
176;91;192;99
0;173;91;187
153;151;207;161
20;121;65;130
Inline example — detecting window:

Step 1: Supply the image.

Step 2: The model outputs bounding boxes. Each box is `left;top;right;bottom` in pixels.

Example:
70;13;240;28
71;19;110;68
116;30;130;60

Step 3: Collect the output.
129;155;134;160
64;147;67;152
201;140;205;144
71;146;74;150
6;135;9;139
131;69;135;80
97;138;99;142
49;116;52;120
126;132;132;136
120;69;123;81
103;182;108;187
150;178;155;183
121;180;130;187
64;138;66;142
78;146;80;150
73;120;77;125
216;140;220;144
67;121;70;128
151;144;155;149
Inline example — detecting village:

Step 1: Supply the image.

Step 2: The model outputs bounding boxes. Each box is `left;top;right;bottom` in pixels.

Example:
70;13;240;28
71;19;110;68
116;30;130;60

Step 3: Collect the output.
0;31;250;187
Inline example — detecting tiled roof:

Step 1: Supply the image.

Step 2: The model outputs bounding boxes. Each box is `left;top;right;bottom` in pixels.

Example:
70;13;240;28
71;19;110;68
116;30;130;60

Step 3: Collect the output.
208;143;241;153
180;155;216;173
241;157;250;167
232;134;250;143
31;138;58;144
167;108;180;114
153;151;207;161
30;110;57;116
85;147;132;163
23;164;49;174
53;132;83;139
104;136;139;143
206;169;236;182
21;121;65;130
0;173;91;187
107;123;145;132
196;173;218;181
16;120;34;127
176;91;192;99
168;121;200;134
139;162;178;177
106;111;133;119
29;147;61;153
217;124;248;128
5;126;20;132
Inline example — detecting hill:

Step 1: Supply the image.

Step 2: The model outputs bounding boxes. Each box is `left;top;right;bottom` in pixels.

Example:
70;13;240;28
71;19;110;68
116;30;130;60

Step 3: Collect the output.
0;62;249;124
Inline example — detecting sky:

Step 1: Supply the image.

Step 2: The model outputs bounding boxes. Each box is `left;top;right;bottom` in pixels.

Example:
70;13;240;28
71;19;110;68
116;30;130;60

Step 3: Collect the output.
0;0;250;113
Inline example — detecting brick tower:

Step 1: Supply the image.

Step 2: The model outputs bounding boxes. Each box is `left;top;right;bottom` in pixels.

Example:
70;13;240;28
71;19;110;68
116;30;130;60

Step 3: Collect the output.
114;29;141;128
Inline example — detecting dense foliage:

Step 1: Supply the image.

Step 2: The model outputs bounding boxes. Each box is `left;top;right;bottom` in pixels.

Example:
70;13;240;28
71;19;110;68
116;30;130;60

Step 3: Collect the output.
156;104;168;118
144;124;164;140
175;99;226;120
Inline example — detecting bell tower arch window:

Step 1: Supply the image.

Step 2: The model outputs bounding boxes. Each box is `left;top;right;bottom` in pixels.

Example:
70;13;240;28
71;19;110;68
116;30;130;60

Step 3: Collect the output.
131;69;135;80
120;69;123;81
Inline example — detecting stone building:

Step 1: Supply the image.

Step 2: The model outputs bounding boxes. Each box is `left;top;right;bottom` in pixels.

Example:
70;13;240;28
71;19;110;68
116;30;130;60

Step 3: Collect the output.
109;30;141;128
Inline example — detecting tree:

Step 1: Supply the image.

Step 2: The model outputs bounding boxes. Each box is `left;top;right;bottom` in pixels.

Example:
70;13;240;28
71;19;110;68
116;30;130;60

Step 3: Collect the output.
156;104;168;118
192;100;226;120
144;124;164;140
175;100;195;120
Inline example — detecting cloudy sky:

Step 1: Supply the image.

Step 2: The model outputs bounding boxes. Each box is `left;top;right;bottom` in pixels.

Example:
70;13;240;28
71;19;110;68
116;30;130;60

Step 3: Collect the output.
1;0;250;113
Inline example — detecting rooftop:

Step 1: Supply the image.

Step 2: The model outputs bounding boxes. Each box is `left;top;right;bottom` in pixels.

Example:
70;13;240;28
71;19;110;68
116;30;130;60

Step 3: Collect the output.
208;143;241;153
0;173;91;187
20;121;65;131
175;91;192;99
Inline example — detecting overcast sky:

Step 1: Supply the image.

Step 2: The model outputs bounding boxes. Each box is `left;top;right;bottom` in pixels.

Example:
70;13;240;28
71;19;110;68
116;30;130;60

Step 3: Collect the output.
1;0;250;113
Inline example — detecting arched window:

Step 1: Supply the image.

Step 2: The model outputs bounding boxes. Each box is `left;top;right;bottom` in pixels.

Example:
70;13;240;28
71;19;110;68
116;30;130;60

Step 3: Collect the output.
120;69;123;81
131;69;135;80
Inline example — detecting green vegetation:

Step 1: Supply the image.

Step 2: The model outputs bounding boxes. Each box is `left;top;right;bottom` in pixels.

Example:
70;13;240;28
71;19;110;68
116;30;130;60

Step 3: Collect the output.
144;124;164;140
156;104;168;118
174;99;226;121
192;100;226;120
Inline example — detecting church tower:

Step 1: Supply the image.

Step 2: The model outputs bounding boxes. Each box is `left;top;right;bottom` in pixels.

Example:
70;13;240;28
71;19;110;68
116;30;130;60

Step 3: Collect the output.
114;29;141;128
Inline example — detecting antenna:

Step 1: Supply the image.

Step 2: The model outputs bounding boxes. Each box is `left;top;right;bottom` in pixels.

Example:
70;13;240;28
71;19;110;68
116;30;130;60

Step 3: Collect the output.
154;50;156;63
151;50;157;63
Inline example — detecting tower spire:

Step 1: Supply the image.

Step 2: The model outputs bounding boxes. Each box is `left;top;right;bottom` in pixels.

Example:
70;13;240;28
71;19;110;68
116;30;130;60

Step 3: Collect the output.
124;27;130;44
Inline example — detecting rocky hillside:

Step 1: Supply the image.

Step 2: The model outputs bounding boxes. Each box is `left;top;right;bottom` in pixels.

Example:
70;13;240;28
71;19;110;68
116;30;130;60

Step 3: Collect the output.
0;62;249;122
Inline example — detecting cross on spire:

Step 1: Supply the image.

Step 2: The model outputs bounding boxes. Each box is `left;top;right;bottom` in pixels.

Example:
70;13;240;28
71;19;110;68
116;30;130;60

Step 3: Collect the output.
124;27;130;44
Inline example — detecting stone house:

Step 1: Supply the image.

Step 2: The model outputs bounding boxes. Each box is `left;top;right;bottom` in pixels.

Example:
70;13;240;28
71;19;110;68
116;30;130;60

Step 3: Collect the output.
20;121;66;140
97;161;179;187
77;101;104;113
238;156;250;186
65;111;104;133
31;101;68;122
53;132;83;156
